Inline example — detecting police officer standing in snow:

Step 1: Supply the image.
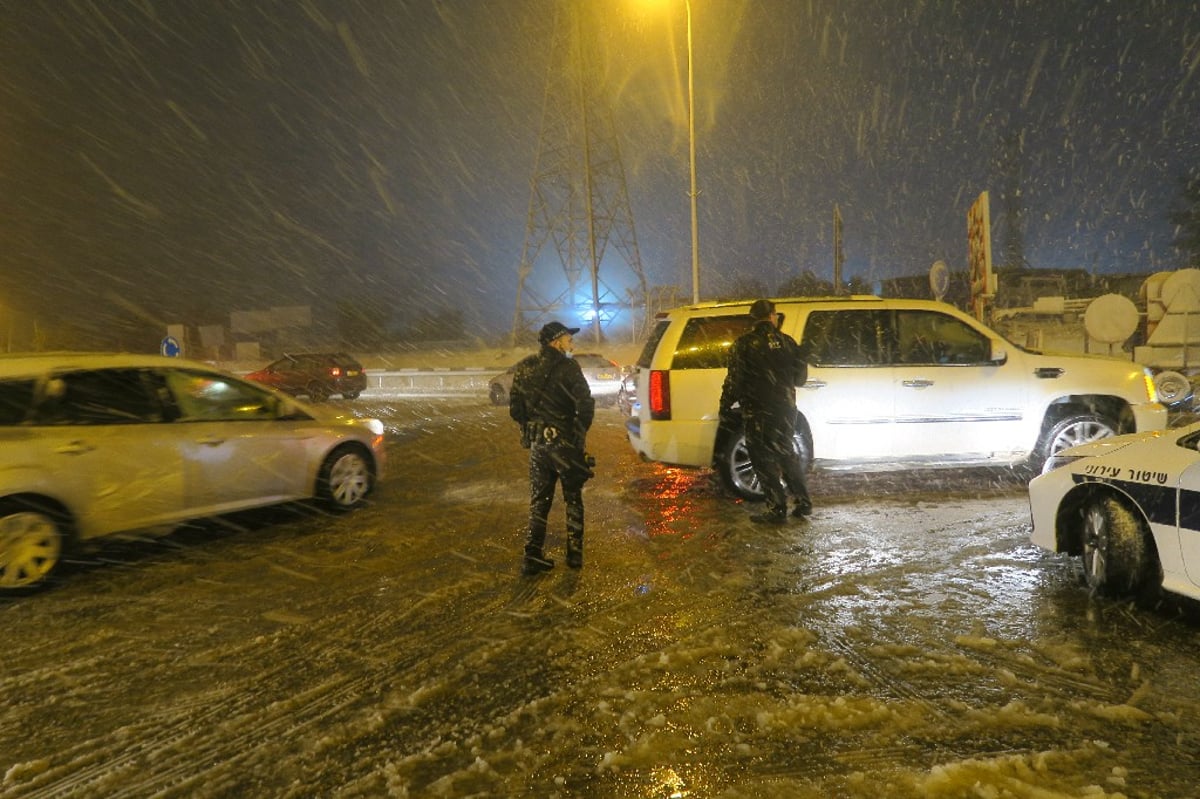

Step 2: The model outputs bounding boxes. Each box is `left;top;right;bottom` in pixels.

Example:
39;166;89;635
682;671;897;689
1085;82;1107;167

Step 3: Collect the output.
719;299;812;523
509;321;596;575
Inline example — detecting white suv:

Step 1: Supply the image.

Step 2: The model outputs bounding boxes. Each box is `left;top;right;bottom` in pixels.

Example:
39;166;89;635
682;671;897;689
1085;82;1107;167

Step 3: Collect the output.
626;296;1166;498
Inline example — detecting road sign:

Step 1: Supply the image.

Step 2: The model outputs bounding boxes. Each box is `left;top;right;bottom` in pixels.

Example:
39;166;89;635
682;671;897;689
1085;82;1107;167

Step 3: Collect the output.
161;336;181;357
967;191;996;321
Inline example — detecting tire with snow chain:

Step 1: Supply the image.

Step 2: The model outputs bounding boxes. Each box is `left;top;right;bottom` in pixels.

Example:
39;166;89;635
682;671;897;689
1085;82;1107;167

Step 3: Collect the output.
1079;494;1156;597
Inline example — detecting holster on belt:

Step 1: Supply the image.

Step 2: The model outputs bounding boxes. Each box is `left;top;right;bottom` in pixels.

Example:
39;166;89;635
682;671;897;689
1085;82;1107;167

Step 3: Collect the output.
520;421;539;449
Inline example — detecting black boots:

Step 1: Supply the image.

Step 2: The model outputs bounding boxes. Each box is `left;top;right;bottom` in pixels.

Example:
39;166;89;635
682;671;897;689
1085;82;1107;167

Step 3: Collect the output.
791;501;813;518
521;555;555;576
566;542;583;569
523;537;583;575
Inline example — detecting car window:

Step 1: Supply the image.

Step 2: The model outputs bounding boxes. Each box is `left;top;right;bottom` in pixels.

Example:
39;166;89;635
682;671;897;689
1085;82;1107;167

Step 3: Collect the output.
671;315;755;370
36;368;165;425
895;310;990;364
164;370;278;421
0;378;37;425
801;310;887;366
636;320;671;369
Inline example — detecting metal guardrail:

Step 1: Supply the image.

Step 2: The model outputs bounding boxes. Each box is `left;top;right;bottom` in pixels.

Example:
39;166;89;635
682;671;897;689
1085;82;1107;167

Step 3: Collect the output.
364;368;493;396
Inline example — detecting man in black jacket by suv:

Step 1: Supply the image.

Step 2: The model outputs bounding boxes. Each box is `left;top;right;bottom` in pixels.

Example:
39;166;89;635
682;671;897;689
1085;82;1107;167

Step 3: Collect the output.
509;321;596;575
719;299;811;524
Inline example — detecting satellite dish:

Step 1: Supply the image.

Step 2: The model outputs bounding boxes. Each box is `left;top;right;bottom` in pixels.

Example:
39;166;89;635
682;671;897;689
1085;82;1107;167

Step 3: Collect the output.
1154;370;1193;407
929;260;949;301
1083;294;1139;344
1160;268;1200;312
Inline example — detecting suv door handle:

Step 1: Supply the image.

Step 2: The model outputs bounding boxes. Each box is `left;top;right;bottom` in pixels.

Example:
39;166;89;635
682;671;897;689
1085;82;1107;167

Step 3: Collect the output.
902;379;935;389
55;440;96;455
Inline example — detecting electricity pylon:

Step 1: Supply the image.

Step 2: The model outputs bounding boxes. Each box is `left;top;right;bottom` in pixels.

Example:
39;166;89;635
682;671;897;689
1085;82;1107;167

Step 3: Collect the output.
511;4;648;347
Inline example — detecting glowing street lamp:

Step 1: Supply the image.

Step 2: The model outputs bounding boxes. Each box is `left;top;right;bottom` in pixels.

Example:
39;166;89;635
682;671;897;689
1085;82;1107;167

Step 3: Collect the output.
639;0;701;303
683;0;700;304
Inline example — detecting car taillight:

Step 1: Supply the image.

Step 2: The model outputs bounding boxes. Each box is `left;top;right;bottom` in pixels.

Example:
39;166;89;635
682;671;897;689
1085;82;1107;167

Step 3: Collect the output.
649;369;671;420
330;367;343;378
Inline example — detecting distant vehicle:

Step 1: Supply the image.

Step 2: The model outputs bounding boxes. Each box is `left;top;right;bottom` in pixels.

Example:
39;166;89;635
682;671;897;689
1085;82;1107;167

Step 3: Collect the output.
488;352;623;407
1029;423;1200;601
627;296;1167;500
0;352;386;593
245;352;367;402
616;370;638;417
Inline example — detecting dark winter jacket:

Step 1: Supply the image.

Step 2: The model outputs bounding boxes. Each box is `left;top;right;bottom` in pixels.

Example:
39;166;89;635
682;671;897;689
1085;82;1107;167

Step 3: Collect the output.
509;345;595;446
719;319;807;419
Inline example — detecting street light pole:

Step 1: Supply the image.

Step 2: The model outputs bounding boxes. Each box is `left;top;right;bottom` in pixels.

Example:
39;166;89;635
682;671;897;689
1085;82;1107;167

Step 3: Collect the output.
685;0;700;304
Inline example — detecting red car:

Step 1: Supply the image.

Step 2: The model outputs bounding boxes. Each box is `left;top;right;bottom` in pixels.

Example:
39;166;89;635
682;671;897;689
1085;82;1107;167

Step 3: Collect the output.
246;352;367;402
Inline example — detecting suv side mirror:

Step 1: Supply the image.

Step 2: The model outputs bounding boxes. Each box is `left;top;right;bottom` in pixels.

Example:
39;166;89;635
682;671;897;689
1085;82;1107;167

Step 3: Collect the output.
990;342;1008;365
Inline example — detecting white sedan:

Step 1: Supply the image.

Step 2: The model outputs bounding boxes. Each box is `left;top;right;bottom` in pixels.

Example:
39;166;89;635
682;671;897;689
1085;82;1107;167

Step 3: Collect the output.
0;353;386;593
1028;422;1200;600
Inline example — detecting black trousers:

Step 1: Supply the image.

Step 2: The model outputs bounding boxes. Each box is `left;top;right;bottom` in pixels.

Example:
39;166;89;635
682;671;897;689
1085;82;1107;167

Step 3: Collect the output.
745;410;810;516
525;439;586;557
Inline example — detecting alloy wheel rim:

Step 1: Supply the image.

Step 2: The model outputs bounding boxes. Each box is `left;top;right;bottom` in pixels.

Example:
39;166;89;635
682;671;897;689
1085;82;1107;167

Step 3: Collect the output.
0;512;61;588
329;454;370;505
1053;421;1112;453
1083;505;1108;586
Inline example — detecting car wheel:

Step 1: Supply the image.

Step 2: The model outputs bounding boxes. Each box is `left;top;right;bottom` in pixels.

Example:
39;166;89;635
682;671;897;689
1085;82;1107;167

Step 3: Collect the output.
317;445;374;511
0;505;66;594
342;391;361;400
1034;413;1117;470
1080;495;1155;597
716;427;813;501
306;381;331;403
489;383;508;406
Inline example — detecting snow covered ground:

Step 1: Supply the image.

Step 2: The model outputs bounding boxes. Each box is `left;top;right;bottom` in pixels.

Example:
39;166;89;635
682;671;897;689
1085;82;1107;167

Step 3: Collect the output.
2;398;1197;797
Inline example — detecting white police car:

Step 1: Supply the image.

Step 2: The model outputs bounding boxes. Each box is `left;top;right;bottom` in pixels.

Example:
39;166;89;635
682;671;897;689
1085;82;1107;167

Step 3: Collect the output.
1029;422;1200;600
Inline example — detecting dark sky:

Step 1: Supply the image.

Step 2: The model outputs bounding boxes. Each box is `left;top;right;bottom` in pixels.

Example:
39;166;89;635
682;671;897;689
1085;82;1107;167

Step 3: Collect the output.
2;0;1198;345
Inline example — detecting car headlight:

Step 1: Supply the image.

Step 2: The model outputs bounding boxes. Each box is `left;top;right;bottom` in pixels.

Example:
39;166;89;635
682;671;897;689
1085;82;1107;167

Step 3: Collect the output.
1144;371;1160;404
1042;453;1085;474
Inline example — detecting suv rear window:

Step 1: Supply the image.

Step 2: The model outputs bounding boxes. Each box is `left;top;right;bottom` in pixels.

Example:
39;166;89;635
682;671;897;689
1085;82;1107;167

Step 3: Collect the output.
636;320;671;369
671;316;755;370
